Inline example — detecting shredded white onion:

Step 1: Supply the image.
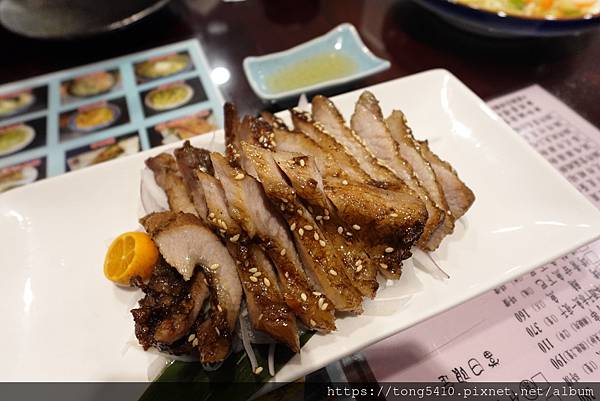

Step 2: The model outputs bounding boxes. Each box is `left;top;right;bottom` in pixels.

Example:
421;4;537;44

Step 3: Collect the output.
239;314;258;372
268;343;275;377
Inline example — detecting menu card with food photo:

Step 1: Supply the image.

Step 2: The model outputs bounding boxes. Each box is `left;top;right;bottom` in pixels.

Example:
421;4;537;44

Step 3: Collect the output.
0;39;223;194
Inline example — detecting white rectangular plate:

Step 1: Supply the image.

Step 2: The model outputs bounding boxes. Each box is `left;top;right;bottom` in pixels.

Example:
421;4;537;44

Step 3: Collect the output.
2;69;600;382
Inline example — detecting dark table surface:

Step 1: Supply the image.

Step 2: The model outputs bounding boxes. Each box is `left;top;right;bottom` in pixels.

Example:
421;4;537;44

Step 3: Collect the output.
1;0;599;126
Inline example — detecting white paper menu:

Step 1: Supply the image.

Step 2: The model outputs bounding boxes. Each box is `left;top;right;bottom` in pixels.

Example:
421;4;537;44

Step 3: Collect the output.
361;85;600;385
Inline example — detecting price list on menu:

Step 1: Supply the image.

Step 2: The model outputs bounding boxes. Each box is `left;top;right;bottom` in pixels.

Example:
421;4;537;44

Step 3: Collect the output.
360;85;600;390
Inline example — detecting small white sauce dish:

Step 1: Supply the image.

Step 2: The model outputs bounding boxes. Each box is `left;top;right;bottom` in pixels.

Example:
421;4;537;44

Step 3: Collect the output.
243;23;391;101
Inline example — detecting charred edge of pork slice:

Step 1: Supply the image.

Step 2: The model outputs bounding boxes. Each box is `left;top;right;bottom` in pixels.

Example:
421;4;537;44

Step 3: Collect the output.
146;153;197;216
349;93;444;250
260;111;289;131
242;142;363;313
130;260;208;354
229;243;300;352
225;102;243;166
195;298;232;364
418;139;475;221
212;150;336;331
310;95;401;185
173;141;215;220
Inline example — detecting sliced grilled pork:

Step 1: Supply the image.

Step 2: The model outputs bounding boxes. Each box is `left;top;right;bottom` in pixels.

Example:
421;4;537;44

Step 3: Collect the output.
229;243;300;352
324;177;427;277
242;142;364;313
173;141;213;219
176;141;300;351
140;211;242;363
146;153;197;215
418;139;475;220
311;95;401;185
349;92;445;251
272;149;379;295
211;152;336;331
290;109;372;183
196;169;243;240
386;110;455;249
131;260;208;352
284;110;426;279
272;151;328;210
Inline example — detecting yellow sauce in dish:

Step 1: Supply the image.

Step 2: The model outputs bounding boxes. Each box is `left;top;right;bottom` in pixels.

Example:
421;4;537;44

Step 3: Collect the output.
265;52;357;94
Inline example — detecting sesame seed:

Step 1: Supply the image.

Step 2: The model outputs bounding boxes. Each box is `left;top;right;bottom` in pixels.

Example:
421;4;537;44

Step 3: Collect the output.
324;209;329;216
215;327;221;335
352;224;361;230
304;225;313;231
318;297;324;309
254;366;263;375
323;215;330;220
312;291;322;296
263;278;271;287
249;267;258;273
298;228;304;236
316;215;322;221
309;319;316;327
280;248;286;256
209;263;220;270
346;232;353;237
297;209;303;215
208;212;215;219
313;233;319;241
285;272;289;278
329;269;337;276
299;159;305;167
301;293;307;301
380;263;388;269
321;302;329;311
229;234;240;243
385;247;394;253
342;180;348;185
253;271;262;277
319;240;326;247
390;212;398;217
250;276;258;282
356;265;363;272
337;226;343;234
258;313;263;320
234;173;245;180
188;334;196;342
217;305;223;312
290;222;296;230
192;338;199;347
221;221;228;230
355;260;362;266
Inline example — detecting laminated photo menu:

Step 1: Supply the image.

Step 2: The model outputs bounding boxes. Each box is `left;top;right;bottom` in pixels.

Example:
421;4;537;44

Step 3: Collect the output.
0;39;223;194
